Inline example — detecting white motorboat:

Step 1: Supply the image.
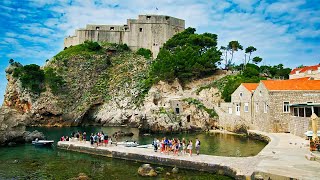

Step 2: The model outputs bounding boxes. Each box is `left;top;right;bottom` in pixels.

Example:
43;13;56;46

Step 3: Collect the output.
32;140;54;146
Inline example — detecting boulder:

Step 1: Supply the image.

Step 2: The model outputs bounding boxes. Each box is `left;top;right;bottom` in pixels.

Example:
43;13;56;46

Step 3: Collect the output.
137;164;157;177
112;131;134;137
172;167;179;174
23;130;45;142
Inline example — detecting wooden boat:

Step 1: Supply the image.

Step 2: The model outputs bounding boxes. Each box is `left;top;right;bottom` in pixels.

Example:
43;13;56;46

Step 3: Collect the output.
32;140;54;146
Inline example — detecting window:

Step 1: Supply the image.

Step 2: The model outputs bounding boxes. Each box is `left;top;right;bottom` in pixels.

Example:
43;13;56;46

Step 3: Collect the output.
314;107;320;116
255;103;259;112
187;115;190;122
165;16;170;20
175;108;180;114
264;103;268;113
293;107;298;116
146;16;151;20
308;70;312;74
228;107;232;114
244;103;249;112
283;102;290;113
259;91;262;97
139;28;143;32
239;92;243;97
124;27;128;31
298;107;304;117
96;27;100;30
306;107;312;117
110;27;114;30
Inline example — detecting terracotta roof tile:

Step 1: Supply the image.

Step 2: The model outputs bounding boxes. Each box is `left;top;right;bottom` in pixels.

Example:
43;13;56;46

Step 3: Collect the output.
242;83;259;93
290;64;320;75
262;78;320;91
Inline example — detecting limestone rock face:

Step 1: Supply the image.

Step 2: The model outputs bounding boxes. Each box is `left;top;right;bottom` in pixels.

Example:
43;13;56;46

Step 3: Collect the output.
138;164;157;177
2;53;226;132
0;106;27;145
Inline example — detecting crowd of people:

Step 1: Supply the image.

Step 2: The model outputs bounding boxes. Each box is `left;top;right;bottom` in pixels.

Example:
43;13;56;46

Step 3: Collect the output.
152;137;201;156
60;131;117;147
61;132;201;156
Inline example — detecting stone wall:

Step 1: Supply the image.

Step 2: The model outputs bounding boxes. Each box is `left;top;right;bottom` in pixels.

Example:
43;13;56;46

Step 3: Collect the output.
289;116;309;137
64;15;185;58
231;84;253;125
252;83;272;132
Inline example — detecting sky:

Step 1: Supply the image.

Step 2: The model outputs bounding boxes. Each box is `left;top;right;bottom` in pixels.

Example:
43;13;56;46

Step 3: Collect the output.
0;0;319;104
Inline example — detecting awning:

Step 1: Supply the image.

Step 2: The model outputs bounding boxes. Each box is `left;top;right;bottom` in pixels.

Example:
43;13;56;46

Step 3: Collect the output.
289;103;320;107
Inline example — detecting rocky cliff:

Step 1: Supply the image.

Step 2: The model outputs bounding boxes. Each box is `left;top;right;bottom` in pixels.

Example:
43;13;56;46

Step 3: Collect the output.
0;106;44;146
2;43;226;133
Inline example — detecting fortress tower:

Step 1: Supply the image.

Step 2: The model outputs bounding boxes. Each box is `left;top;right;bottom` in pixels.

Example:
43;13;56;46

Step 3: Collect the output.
64;15;185;58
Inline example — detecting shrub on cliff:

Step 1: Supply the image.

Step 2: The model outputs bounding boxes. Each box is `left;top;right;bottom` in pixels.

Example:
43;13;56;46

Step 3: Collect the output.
150;27;222;84
136;48;152;59
44;67;66;95
13;64;45;94
54;41;104;60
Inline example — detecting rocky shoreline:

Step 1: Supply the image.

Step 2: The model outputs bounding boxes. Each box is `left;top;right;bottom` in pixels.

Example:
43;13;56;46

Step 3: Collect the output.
0;106;44;146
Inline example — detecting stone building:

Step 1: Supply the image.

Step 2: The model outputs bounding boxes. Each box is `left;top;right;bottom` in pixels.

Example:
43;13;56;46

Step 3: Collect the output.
230;83;259;124
289;64;320;80
64;15;185;58
252;78;320;136
217;78;320;137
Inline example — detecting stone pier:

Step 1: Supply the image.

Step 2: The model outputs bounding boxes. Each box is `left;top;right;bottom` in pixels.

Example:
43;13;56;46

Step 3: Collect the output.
57;130;320;180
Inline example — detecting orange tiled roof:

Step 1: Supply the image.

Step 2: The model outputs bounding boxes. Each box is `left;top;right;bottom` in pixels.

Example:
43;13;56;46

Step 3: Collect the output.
290;64;320;75
242;83;259;92
261;78;320;91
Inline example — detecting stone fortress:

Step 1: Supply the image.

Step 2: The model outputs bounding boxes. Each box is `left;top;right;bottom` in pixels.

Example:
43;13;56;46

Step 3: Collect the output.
64;15;185;58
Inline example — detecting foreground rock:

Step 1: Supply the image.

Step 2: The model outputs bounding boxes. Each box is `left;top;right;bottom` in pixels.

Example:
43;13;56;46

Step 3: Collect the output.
112;131;134;137
138;164;157;177
0;106;44;146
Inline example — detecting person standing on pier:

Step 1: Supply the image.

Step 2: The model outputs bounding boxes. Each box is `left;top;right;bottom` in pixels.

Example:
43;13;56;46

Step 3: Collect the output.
187;140;193;156
195;138;200;155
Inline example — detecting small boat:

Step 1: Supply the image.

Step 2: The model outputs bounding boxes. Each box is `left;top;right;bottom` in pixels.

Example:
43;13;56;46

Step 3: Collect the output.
304;131;320;138
32;140;54;147
136;144;153;148
115;141;139;147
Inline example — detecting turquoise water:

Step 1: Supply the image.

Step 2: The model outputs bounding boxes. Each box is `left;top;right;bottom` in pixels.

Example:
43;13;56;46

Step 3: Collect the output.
0;127;266;179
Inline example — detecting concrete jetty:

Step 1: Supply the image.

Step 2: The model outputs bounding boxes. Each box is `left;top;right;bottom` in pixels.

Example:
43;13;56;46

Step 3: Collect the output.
57;130;320;180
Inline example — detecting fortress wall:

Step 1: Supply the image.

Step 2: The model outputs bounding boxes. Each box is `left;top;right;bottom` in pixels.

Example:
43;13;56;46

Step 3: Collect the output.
64;15;185;57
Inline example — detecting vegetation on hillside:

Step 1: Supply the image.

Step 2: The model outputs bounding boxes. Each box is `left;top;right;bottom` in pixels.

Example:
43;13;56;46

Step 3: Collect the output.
55;41;104;60
44;67;66;95
136;48;152;59
183;98;218;118
13;64;45;94
149;27;222;84
197;63;292;102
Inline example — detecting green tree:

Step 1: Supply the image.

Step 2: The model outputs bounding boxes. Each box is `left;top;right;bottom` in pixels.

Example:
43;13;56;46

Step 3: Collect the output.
227;41;243;68
220;46;230;69
136;48;152;59
252;56;263;64
13;64;45;94
244;46;257;66
9;59;14;65
151;27;221;84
